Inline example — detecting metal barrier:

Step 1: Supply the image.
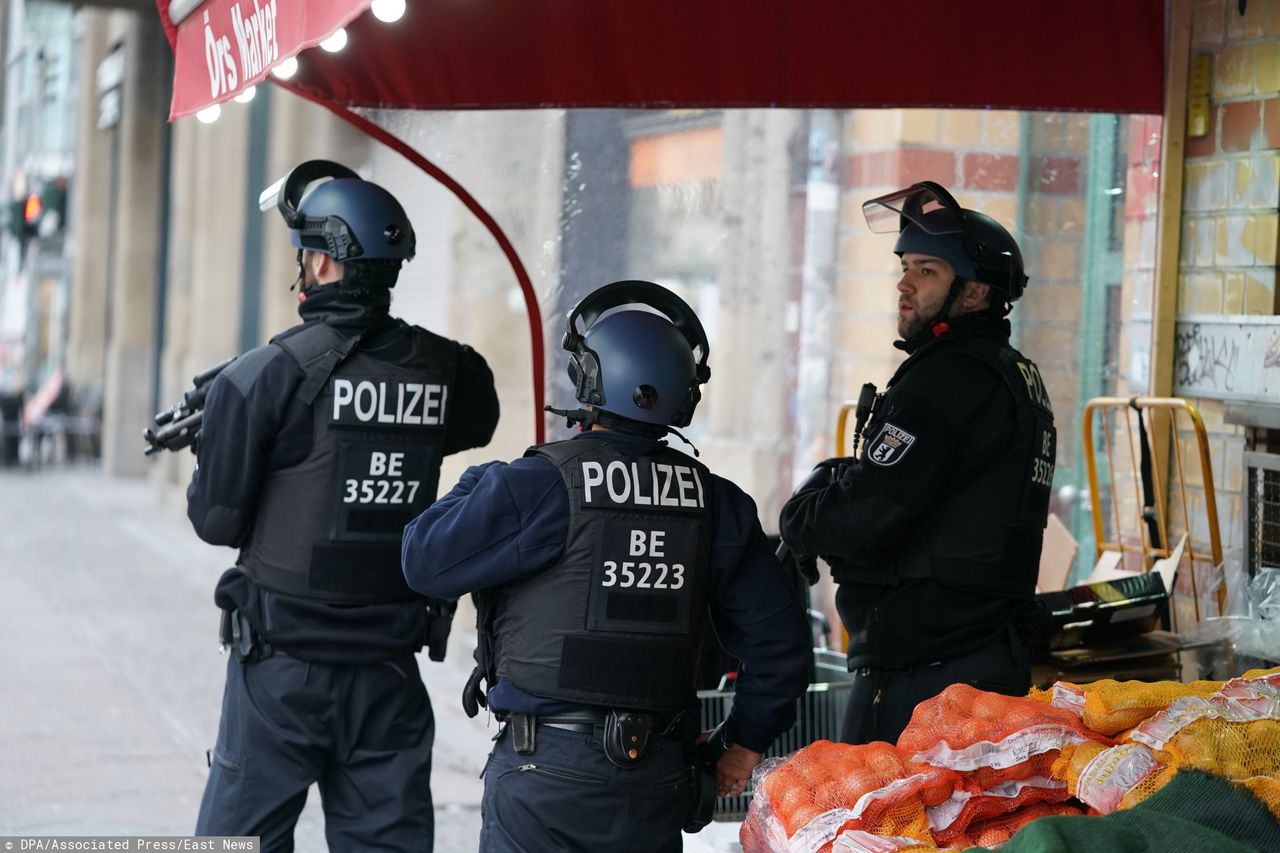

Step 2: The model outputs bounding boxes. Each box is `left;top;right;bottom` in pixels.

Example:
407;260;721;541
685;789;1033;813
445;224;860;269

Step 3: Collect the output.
701;681;851;820
1082;396;1224;627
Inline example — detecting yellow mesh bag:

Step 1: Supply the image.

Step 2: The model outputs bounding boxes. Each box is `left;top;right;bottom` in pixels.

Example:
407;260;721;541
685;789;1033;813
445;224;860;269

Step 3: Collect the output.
1051;740;1108;795
1158;717;1280;780
1080;679;1222;736
1240;775;1280;821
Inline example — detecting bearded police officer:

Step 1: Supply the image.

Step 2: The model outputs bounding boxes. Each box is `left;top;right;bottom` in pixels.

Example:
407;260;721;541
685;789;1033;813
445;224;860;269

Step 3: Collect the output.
186;161;499;850
780;181;1056;746
403;281;810;852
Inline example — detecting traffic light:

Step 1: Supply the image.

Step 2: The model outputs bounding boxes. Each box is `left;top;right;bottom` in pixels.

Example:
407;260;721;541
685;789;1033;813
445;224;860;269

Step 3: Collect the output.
5;178;67;242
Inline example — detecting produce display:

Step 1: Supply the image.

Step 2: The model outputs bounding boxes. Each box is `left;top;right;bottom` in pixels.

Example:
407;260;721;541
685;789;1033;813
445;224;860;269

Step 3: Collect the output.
739;667;1280;852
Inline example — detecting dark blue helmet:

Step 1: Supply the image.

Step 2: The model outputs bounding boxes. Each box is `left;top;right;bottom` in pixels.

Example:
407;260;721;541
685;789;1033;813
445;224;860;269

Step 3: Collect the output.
269;160;415;263
563;281;710;428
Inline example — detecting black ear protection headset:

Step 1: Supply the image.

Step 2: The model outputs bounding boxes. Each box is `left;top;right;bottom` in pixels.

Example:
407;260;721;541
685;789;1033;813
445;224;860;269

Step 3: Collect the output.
561;280;711;426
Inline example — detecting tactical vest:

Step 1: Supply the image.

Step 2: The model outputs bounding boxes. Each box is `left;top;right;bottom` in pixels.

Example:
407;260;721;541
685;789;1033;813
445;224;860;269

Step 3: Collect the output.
240;320;457;605
493;438;713;711
845;334;1055;600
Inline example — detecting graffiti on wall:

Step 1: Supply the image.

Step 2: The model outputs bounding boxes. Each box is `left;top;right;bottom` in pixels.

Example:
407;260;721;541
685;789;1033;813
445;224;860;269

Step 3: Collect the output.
1175;323;1240;393
1173;317;1280;403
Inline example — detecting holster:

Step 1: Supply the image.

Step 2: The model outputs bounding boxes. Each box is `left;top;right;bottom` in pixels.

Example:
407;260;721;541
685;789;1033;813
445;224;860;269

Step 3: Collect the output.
602;711;654;768
425;597;457;662
222;609;270;663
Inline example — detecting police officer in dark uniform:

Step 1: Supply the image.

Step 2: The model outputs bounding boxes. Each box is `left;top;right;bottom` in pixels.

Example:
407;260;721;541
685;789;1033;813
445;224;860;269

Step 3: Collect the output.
187;160;499;850
402;281;810;853
780;181;1056;746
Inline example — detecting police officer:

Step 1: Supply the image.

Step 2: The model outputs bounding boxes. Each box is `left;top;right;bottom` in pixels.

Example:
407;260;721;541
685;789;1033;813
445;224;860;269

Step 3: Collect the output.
402;281;810;853
779;181;1056;746
187;160;499;850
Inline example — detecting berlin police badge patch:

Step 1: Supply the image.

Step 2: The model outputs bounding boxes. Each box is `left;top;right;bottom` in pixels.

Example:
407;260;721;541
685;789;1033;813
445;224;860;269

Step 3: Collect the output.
867;423;916;467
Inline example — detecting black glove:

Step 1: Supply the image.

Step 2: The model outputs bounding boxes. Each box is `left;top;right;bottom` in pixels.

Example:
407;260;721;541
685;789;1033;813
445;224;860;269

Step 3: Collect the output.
461;665;488;718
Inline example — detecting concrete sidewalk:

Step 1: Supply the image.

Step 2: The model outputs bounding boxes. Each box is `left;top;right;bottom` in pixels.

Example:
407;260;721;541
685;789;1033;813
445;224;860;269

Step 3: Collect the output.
0;466;489;848
0;466;745;852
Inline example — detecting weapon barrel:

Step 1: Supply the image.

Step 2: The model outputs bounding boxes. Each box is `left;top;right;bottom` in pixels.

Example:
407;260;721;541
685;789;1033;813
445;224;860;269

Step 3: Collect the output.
191;356;236;388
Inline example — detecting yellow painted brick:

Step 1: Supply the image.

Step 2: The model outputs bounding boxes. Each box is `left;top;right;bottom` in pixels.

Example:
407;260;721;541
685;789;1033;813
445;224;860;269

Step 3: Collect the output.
1027;198;1056;235
1245;270;1278;312
984;111;1021;148
1180;218;1198;266
1184;161;1208;210
1216;215;1255;266
1213;43;1255;98
1194;215;1216;266
1058;198;1086;237
1223;271;1246;312
839;232;898;275
899;109;939;144
1187;159;1229;211
975;193;1017;229
1250;212;1278;265
840;194;870;225
941;110;983;146
1227;0;1267;41
1178;271;1224;313
1039;240;1080;280
850;109;899;148
1256;40;1280;94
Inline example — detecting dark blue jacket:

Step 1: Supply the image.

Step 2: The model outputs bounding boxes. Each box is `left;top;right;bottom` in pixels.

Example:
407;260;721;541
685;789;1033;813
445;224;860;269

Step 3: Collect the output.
402;429;811;752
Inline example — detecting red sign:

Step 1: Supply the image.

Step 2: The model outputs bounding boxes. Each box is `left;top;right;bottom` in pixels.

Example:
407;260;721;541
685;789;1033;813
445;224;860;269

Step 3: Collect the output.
166;0;371;119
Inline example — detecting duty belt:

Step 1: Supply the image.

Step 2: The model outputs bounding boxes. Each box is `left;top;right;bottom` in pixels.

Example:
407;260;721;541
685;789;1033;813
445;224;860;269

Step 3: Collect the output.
505;709;690;766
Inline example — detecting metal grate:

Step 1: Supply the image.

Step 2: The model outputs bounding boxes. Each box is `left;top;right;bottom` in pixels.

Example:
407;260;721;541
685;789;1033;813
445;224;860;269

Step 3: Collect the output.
1246;451;1280;575
699;681;850;820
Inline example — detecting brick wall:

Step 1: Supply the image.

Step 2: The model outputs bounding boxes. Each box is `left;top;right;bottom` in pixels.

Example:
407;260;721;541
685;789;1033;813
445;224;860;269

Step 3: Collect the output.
1163;0;1280;592
833;108;1029;437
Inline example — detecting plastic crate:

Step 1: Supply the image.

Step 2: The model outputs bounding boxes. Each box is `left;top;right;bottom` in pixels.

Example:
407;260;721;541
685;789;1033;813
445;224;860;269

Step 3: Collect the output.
698;680;851;820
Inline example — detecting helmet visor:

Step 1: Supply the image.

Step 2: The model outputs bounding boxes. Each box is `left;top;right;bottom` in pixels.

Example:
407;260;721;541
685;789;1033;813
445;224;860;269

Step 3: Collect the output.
861;182;966;235
259;160;359;226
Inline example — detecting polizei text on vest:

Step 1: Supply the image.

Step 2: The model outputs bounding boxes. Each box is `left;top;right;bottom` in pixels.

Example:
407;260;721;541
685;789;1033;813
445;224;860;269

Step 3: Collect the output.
331;379;447;426
581;460;705;508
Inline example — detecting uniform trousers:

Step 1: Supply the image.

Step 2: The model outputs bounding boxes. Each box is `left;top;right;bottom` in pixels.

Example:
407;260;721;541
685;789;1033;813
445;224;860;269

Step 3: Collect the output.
479;721;694;853
196;652;435;852
841;625;1032;746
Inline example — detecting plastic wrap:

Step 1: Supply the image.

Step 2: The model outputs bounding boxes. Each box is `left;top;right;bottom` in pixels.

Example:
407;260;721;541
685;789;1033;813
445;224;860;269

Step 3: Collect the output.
1190;559;1280;667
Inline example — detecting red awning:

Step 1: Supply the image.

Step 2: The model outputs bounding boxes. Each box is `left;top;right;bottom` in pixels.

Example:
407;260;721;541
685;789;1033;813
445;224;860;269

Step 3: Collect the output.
160;0;1166;120
162;0;373;119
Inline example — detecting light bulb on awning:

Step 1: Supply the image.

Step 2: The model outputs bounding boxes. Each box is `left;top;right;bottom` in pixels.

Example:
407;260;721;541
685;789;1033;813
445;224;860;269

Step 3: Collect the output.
371;0;406;23
320;28;348;52
234;86;257;104
196;104;222;124
271;57;299;79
